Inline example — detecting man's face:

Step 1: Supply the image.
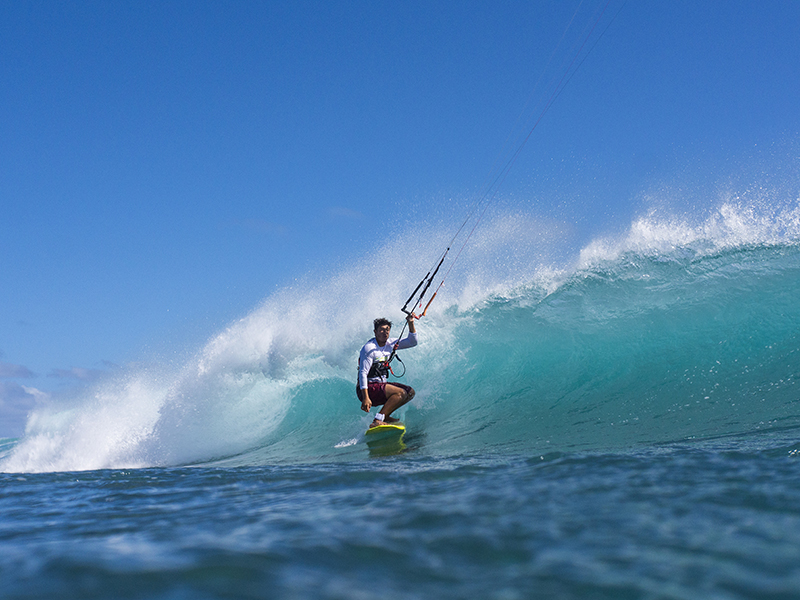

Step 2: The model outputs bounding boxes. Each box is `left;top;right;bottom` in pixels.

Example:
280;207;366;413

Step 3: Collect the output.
374;324;391;346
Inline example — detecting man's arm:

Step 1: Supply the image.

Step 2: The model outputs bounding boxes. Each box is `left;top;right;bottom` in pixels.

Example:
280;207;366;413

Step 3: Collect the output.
360;390;372;413
396;314;418;349
358;348;373;412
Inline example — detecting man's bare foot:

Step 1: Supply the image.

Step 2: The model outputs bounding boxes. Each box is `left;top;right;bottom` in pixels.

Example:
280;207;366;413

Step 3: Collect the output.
369;419;384;428
384;416;400;424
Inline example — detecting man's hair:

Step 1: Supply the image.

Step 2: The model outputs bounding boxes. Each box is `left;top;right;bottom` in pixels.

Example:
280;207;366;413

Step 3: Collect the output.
373;317;392;330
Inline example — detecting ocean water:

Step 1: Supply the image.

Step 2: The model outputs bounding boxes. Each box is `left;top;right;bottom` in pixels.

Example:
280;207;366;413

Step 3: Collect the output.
2;201;800;598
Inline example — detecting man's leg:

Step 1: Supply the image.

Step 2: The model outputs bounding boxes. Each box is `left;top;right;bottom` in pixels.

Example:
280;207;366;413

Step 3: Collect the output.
375;383;415;424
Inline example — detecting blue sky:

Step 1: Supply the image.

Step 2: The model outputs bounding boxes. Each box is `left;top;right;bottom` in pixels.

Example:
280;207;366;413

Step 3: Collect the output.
2;0;799;436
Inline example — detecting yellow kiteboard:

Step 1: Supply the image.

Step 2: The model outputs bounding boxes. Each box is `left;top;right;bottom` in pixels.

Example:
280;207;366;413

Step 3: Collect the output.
364;422;406;442
364;422;406;455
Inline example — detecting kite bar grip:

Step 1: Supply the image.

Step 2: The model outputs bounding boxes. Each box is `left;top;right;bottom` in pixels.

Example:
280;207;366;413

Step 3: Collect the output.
420;291;438;317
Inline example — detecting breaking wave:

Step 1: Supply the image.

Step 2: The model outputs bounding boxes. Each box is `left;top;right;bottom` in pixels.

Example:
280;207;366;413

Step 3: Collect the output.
3;198;800;472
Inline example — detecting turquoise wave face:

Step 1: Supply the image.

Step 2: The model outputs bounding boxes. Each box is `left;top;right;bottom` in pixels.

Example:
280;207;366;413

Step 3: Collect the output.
422;243;800;455
3;204;800;472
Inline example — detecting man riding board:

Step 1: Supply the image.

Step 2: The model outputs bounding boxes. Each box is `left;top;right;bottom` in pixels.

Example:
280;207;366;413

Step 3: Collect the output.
357;314;417;428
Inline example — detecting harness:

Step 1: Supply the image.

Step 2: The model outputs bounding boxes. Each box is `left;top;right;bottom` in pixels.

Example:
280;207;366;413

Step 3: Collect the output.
367;358;391;380
364;344;406;382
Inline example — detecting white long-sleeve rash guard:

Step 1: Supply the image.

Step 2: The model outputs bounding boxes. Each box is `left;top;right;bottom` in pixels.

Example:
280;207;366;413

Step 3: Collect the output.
358;332;418;390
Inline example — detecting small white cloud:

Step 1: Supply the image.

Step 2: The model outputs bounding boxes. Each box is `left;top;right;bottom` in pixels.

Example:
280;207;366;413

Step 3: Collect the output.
20;386;49;402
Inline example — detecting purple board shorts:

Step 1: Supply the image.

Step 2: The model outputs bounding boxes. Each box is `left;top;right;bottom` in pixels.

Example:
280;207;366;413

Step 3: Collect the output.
355;382;413;406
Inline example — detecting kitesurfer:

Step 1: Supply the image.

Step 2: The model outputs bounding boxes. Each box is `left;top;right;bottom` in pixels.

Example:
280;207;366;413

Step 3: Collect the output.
357;314;417;428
